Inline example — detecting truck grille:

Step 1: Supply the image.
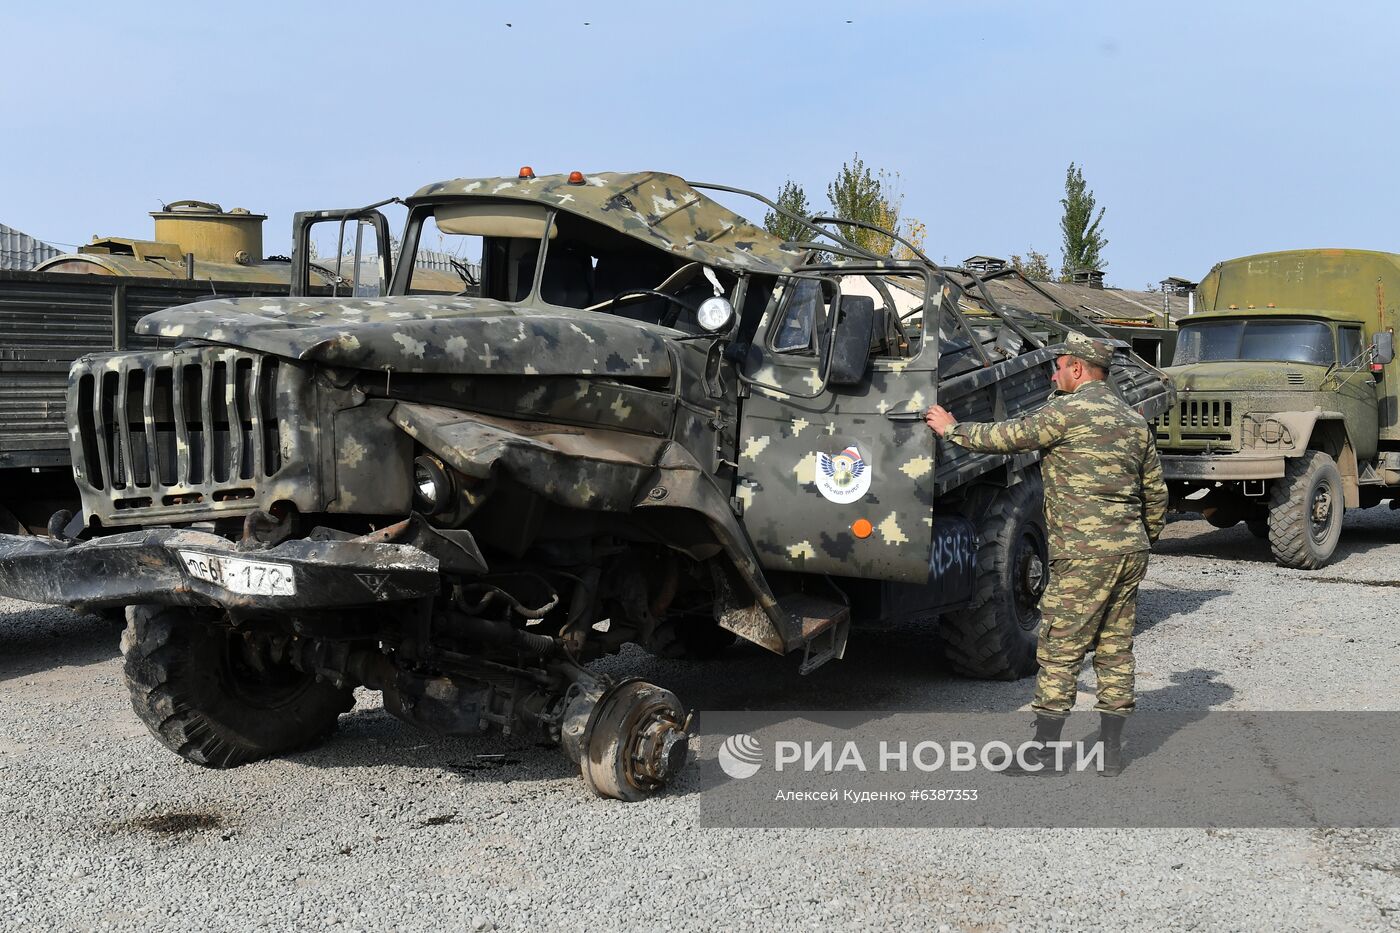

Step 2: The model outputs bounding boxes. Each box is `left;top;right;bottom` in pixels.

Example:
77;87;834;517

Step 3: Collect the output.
1177;399;1232;430
1154;398;1234;445
72;349;282;510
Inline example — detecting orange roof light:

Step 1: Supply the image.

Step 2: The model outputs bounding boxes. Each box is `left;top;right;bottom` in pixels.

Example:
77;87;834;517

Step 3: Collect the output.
519;166;535;179
1266;303;1276;308
852;518;874;539
567;171;585;185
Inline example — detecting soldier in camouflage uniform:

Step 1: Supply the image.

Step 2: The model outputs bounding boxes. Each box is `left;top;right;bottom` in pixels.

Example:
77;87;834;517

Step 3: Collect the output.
925;332;1167;774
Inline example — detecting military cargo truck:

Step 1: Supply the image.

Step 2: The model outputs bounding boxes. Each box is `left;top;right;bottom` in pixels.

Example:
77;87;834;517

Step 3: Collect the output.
1157;249;1400;568
0;171;1172;799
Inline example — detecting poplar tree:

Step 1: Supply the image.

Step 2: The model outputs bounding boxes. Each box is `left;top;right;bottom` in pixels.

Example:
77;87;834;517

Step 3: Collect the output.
1059;162;1108;279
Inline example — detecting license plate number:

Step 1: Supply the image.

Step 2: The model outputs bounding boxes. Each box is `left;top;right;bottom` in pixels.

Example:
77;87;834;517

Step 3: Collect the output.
178;551;296;596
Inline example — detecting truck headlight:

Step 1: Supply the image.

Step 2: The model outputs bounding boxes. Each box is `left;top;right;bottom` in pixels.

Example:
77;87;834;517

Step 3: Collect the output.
413;455;454;515
697;296;734;332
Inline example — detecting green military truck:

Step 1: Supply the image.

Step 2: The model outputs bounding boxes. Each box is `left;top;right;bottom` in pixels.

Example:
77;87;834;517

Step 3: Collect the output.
1156;249;1400;568
0;171;1172;799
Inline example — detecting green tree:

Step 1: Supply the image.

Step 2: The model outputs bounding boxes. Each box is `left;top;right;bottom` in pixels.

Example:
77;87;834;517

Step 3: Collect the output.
827;153;900;257
1010;248;1054;281
1058;162;1108;280
763;180;815;245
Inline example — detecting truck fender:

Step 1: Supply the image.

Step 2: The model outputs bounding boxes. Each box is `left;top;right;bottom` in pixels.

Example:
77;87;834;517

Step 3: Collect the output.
389;401;801;654
1271;411;1358;507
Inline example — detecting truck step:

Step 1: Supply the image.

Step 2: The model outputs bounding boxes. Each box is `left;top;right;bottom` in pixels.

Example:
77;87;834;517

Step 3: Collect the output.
778;593;851;675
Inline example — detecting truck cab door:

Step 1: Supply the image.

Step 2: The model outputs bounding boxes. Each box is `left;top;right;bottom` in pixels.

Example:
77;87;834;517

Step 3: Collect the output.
1335;324;1380;459
736;271;937;583
290;202;396;298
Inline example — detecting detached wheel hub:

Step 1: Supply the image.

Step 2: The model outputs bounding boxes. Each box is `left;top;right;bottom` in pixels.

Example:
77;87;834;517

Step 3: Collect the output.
579;680;690;801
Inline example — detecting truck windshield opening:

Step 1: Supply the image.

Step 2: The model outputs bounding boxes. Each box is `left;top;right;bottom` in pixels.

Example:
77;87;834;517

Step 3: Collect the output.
1173;319;1334;366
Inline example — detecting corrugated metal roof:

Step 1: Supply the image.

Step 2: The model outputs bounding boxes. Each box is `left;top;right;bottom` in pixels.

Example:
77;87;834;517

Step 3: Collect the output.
0;223;62;271
963;275;1191;327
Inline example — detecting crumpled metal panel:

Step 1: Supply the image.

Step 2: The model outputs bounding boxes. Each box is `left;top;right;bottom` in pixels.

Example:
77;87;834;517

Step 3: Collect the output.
411;172;806;275
0;527;440;611
391;401;666;511
393;401;799;653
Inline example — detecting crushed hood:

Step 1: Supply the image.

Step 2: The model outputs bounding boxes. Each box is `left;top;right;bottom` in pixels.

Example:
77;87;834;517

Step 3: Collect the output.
135;295;674;377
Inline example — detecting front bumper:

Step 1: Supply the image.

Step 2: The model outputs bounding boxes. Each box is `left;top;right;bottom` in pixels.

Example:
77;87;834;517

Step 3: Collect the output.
0;527;448;611
1161;452;1286;482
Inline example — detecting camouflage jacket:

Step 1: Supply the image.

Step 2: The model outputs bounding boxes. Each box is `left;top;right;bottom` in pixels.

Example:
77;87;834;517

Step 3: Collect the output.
945;379;1167;557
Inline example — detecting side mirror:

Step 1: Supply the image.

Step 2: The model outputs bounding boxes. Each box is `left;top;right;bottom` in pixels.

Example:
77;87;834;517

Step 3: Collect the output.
828;295;876;386
1374;331;1394;365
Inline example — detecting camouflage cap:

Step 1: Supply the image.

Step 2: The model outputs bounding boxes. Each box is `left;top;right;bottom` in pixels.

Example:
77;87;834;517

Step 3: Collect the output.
1048;332;1115;368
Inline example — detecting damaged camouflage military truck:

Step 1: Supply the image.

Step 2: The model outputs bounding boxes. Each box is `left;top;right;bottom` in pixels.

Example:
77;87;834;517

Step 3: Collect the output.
0;170;1172;799
1158;249;1400;569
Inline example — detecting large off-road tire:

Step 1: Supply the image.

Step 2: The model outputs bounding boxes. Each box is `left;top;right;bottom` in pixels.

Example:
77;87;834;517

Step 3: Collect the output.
938;473;1047;680
1267;450;1345;569
120;605;355;768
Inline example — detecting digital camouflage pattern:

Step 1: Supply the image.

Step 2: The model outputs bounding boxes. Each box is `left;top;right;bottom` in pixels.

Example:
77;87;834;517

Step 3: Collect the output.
138;294;676;377
1033;551;1149;717
414;172;808;275
945;376;1164;716
944;379;1167;557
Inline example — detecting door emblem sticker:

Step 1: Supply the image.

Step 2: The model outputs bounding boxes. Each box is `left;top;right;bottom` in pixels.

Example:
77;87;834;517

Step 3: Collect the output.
816;445;872;504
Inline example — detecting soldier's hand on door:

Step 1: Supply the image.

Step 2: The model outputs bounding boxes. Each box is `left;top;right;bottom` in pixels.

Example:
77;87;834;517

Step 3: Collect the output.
925;405;957;437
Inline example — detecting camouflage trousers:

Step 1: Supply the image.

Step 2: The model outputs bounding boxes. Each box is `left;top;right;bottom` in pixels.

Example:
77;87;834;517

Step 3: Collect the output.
1032;550;1150;718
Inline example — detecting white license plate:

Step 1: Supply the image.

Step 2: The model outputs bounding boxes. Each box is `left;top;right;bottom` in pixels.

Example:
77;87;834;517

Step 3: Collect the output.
178;551;296;596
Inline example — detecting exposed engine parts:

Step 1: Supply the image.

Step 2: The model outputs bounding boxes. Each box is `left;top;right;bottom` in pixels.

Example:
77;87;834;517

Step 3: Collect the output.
259;620;690;800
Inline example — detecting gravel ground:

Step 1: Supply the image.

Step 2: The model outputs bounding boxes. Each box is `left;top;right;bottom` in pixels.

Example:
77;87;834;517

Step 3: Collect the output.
3;511;1400;932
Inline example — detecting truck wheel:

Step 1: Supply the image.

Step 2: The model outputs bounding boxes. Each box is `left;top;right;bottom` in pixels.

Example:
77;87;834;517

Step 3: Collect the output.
120;605;355;768
939;473;1046;680
1267;451;1344;569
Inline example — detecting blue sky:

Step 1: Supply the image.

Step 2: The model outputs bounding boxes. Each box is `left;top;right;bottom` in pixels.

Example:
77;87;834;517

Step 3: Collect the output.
4;0;1396;288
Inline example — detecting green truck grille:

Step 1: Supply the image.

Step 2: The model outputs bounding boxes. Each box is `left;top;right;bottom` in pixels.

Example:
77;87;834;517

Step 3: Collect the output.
1154;398;1235;448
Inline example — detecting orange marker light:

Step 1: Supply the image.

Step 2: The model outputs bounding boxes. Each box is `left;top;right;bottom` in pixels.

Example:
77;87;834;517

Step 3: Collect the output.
567;171;585;185
852;518;874;539
519;166;535;179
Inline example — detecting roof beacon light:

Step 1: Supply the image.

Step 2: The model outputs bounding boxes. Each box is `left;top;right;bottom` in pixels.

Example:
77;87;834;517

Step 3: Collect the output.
519;166;536;179
567;171;585;185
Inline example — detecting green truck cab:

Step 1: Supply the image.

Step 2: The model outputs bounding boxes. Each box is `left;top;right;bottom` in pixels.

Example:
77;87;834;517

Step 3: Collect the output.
1158;249;1399;568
